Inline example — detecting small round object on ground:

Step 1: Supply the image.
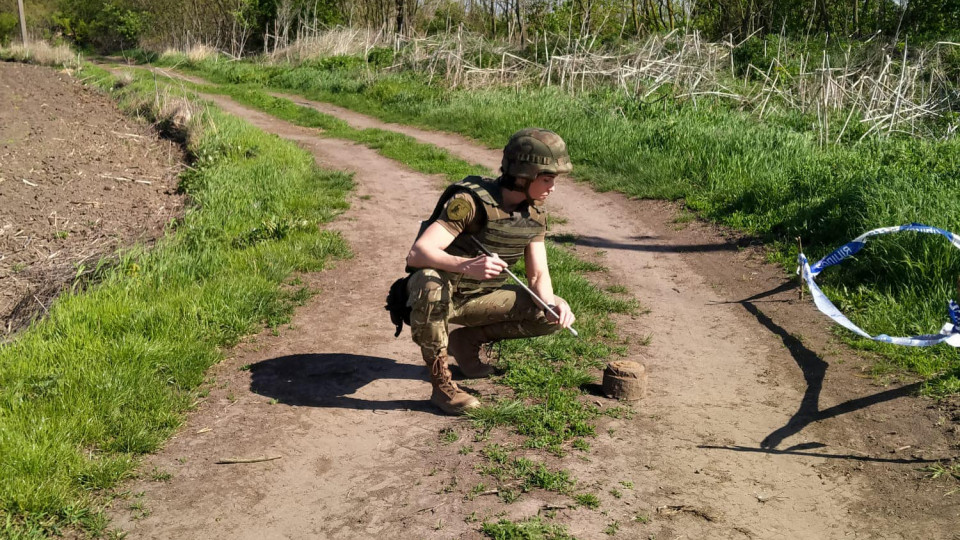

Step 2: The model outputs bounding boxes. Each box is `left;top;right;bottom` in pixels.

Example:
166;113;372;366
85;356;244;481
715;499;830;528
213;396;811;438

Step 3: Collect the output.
602;360;647;402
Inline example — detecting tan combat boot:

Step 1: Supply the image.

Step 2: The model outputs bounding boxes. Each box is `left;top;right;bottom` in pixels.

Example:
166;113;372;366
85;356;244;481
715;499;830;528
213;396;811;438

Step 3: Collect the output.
448;327;496;378
427;353;480;415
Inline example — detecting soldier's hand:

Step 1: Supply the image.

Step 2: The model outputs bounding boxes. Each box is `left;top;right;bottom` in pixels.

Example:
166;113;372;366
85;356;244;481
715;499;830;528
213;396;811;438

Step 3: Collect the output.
544;297;576;329
462;254;508;280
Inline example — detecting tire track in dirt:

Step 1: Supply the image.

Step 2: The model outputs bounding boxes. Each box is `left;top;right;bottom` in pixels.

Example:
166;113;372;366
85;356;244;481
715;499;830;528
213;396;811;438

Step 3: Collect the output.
105;66;957;539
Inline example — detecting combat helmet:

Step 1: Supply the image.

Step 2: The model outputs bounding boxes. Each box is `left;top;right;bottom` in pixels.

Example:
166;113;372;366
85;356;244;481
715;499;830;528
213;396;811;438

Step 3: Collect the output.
501;128;572;181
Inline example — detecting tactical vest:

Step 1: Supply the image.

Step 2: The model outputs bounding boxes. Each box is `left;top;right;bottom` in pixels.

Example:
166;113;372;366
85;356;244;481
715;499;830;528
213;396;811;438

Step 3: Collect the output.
414;176;546;297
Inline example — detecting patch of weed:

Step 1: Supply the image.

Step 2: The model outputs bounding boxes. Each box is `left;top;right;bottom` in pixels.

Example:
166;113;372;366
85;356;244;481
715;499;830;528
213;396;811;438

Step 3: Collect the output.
468;482;488;500
498;488;520;503
149;467;171;482
574;493;601;509
478;445;574;502
480;516;574;539
439;427;460;444
920;461;960;481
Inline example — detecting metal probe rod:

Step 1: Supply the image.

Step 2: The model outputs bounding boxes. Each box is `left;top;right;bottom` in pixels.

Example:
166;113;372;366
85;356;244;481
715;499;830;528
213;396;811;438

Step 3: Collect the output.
470;237;579;337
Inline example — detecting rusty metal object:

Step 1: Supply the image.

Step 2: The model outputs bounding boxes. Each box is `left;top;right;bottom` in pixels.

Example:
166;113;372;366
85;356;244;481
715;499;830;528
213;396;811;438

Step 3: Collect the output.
602;361;647;401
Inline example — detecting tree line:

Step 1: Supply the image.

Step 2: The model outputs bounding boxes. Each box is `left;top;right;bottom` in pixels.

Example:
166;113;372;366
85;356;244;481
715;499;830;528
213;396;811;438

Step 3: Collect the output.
2;0;959;53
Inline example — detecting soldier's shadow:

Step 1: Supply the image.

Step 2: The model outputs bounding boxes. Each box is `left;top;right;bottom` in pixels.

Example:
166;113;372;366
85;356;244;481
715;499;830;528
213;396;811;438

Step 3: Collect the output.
250;353;434;412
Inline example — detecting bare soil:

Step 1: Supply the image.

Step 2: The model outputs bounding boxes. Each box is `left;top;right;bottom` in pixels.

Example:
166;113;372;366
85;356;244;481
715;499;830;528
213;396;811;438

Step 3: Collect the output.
0;61;184;336
104;67;959;539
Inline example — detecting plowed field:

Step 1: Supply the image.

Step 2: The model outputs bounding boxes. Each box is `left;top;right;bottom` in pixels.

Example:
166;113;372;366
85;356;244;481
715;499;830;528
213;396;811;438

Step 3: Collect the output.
0;61;184;335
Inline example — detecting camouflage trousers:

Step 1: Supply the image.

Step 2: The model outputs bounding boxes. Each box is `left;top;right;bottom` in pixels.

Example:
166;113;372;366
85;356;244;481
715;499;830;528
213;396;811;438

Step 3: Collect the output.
406;268;558;361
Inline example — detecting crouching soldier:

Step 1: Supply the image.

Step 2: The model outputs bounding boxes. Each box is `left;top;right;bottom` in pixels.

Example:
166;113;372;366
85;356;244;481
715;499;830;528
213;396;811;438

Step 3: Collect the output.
404;128;577;415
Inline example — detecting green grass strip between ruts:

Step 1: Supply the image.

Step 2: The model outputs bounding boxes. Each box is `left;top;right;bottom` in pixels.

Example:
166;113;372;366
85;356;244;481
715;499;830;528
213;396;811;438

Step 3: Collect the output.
153;54;960;395
0;64;352;538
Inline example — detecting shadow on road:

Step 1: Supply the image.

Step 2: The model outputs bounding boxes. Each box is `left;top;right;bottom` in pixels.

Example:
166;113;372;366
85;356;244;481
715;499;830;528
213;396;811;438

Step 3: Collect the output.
698;444;941;464
728;281;923;451
549;233;750;254
250;353;434;412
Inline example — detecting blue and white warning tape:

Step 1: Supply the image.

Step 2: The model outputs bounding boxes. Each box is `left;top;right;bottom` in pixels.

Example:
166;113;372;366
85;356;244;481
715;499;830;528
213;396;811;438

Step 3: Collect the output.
798;223;960;347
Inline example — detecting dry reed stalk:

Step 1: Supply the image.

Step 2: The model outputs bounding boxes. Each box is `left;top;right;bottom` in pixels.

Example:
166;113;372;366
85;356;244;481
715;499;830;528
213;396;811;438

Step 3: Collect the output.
186;44;218;63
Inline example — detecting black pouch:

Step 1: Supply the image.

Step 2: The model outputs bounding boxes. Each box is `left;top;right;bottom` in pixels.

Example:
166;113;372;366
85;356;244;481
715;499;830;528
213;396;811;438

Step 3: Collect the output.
385;275;412;337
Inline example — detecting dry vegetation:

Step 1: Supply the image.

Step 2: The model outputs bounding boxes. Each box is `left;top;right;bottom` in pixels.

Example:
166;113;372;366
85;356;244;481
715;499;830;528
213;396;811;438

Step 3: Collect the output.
157;25;957;143
379;30;960;141
266;26;389;62
0;41;81;68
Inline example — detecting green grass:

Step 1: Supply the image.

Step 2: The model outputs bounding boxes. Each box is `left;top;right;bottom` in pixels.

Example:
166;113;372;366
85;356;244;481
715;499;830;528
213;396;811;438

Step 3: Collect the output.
462;247;636;507
440;427;460;444
469;246;637;453
0;65;351;538
478;444;575;499
573;493;601;509
481;516;576;540
153;53;960;394
920;461;960;481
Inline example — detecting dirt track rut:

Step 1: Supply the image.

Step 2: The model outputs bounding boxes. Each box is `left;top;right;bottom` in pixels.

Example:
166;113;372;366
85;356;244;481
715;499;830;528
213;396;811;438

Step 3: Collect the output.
108;66;958;539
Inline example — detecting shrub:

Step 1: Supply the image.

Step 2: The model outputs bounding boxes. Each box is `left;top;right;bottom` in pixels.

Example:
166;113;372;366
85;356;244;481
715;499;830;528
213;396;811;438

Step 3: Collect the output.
0;12;18;47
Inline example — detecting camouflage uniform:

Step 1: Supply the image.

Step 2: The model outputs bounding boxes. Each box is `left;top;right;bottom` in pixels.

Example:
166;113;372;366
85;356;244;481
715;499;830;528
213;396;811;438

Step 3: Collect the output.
406;128;572;415
406;177;559;364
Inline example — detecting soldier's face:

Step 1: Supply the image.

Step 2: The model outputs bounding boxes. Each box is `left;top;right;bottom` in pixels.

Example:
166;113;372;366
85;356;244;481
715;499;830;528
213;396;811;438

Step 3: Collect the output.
527;173;557;202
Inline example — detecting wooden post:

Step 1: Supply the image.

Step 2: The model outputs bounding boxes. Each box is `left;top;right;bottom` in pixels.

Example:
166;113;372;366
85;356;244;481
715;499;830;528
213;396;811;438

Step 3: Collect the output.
17;0;28;45
797;237;804;300
395;0;404;35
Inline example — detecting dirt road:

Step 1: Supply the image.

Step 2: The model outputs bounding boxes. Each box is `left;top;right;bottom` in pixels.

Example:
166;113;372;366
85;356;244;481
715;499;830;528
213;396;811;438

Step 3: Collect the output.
109;67;958;539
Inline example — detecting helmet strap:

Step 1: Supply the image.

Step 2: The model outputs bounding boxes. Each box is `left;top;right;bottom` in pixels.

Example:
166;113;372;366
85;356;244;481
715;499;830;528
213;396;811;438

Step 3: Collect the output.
499;175;536;207
522;177;537;206
516;178;536;206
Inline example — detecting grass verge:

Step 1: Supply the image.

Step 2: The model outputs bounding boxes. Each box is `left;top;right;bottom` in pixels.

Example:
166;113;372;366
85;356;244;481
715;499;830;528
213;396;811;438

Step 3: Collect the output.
0;64;351;538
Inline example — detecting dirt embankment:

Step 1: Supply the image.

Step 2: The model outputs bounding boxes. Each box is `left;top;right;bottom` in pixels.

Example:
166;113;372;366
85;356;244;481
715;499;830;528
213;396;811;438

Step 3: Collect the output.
0;62;185;335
